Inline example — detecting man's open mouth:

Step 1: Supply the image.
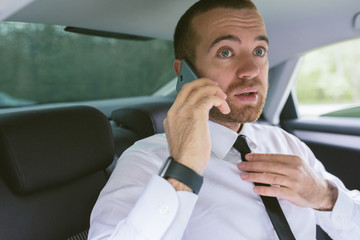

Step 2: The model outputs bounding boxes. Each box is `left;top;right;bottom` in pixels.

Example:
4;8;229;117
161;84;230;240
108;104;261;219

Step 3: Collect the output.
233;89;259;103
239;92;256;96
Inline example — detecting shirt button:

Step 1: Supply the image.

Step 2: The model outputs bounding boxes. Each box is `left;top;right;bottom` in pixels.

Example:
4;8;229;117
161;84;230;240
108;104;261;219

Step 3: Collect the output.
335;215;342;222
159;205;169;215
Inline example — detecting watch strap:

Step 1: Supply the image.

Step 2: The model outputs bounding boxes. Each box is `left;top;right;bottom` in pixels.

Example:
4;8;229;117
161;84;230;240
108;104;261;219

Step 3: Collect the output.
161;157;203;194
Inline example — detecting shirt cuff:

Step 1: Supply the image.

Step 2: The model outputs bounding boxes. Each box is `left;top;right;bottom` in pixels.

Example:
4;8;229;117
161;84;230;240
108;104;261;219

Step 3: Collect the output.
127;175;197;239
315;185;354;231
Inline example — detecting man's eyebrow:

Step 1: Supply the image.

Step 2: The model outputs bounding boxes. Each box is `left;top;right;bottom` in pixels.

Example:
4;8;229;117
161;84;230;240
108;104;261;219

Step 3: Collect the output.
208;34;269;52
256;35;269;46
208;35;240;52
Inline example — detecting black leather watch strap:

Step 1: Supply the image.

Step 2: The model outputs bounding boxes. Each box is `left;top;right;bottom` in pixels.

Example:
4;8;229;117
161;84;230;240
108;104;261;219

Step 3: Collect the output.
159;157;203;194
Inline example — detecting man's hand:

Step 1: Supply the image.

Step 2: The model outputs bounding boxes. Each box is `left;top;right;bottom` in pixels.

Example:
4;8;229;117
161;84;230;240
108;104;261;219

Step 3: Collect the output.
238;153;338;211
163;78;230;175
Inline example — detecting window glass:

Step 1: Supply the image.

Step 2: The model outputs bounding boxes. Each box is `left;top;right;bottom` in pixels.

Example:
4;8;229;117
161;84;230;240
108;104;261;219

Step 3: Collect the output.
294;38;360;117
0;22;176;108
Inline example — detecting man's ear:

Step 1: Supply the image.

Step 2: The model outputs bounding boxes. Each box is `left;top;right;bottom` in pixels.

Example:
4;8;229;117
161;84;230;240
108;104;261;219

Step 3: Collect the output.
173;59;182;76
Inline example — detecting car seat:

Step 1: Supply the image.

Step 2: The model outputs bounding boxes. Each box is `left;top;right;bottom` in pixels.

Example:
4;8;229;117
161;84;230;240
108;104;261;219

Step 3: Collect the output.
0;106;114;240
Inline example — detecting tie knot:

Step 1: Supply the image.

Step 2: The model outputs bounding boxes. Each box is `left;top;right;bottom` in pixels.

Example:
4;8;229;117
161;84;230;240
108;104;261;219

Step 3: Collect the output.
233;135;251;155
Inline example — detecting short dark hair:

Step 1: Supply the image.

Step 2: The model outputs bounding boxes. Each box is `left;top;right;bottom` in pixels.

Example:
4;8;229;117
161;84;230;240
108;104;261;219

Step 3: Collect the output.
174;0;257;64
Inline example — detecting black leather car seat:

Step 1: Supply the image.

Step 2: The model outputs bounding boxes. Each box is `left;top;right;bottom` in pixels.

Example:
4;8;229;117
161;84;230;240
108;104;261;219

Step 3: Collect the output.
0;106;114;240
110;99;174;157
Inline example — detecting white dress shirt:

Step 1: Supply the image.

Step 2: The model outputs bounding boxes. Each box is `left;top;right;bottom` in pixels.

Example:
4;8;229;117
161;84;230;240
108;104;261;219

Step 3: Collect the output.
88;121;360;240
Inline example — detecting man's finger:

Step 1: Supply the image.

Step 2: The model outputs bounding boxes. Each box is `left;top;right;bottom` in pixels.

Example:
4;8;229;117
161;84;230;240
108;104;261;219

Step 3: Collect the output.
253;185;293;200
241;172;292;187
175;78;220;102
246;153;301;165
238;161;296;176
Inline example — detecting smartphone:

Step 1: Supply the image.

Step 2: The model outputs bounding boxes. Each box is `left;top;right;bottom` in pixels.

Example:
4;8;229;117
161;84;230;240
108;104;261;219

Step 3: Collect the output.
176;59;199;93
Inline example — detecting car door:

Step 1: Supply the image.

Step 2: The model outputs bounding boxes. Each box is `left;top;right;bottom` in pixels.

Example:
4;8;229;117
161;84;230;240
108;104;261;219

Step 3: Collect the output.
281;93;360;192
279;39;360;191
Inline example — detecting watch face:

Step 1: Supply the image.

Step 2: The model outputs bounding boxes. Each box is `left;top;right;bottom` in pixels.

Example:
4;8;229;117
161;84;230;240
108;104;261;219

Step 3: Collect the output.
159;157;172;177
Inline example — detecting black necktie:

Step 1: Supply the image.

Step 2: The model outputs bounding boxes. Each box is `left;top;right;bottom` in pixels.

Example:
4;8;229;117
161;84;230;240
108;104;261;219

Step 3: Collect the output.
233;135;295;240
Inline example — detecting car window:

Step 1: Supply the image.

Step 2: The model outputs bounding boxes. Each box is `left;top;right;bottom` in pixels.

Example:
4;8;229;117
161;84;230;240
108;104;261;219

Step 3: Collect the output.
0;22;176;108
294;38;360;117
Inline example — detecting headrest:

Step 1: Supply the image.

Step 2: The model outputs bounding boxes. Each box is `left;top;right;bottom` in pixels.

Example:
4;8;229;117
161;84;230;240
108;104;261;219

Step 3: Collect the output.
111;99;173;139
0;106;114;194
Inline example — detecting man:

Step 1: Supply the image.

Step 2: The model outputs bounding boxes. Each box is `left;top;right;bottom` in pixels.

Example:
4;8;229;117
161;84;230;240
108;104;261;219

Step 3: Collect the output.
88;0;360;239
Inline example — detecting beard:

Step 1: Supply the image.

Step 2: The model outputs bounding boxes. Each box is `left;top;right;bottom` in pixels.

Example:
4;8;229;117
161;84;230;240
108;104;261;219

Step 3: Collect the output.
209;78;268;124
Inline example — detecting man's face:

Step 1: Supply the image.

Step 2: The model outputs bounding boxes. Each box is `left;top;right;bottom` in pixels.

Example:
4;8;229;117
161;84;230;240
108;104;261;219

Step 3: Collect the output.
192;7;269;125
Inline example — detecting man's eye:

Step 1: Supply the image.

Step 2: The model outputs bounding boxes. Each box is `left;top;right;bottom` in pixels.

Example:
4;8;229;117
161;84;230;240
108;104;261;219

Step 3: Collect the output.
219;49;232;58
253;48;266;57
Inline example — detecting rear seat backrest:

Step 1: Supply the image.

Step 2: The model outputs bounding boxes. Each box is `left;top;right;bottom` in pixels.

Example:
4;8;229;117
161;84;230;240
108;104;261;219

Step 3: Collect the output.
110;99;173;157
0;106;114;240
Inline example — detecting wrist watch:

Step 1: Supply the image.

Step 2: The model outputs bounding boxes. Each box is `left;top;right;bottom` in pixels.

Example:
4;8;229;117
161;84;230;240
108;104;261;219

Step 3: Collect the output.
159;157;203;194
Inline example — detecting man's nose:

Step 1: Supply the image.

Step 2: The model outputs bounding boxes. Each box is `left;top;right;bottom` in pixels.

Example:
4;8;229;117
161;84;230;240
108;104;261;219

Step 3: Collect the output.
236;54;260;79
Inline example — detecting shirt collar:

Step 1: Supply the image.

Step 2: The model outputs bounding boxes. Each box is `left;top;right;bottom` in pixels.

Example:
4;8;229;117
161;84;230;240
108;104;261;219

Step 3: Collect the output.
209;121;258;159
239;123;258;150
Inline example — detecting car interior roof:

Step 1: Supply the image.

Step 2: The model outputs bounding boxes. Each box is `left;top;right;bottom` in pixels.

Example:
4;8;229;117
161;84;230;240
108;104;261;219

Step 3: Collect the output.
6;0;360;68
